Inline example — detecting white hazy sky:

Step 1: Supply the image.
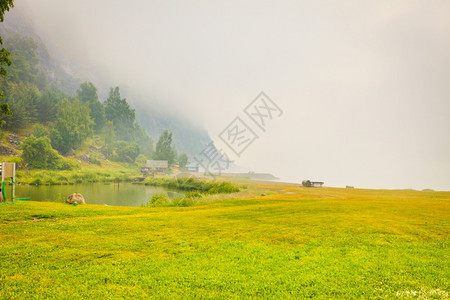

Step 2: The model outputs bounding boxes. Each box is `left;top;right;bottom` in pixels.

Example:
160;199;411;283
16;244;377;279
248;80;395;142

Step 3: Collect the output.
15;0;450;190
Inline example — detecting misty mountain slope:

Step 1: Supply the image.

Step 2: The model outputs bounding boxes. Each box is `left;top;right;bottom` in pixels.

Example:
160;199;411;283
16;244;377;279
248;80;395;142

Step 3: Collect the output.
0;8;84;94
0;6;212;158
135;104;211;157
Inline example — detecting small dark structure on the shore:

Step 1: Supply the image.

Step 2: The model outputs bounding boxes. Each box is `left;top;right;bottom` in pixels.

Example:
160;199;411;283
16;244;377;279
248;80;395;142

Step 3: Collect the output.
302;180;324;187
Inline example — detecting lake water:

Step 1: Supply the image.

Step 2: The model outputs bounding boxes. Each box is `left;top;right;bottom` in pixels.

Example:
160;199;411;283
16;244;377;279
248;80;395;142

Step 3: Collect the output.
13;183;184;207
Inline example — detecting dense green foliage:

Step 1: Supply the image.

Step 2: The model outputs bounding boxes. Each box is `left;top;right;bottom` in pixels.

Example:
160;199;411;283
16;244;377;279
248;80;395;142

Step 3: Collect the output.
102;120;115;157
133;123;153;158
145;193;196;208
36;87;65;123
154;130;176;165
2;81;40;130
76;81;105;131
20;135;75;170
32;123;49;138
0;100;11;127
4;34;46;88
1;35;48;129
0;0;14;23
144;176;240;194
49;99;94;154
102;86;155;162
0;0;14;126
111;140;140;163
104;87;135;141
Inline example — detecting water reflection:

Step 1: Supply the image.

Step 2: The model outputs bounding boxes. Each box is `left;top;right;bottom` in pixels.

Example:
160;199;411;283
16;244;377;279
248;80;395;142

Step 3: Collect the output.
14;183;184;207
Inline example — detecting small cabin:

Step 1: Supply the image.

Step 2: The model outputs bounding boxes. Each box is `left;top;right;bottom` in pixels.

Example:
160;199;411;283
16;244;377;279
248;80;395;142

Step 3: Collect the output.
302;180;324;187
141;160;169;175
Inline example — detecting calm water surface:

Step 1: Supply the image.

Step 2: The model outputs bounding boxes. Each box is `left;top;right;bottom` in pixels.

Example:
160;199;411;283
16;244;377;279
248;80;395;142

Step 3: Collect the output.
14;183;183;207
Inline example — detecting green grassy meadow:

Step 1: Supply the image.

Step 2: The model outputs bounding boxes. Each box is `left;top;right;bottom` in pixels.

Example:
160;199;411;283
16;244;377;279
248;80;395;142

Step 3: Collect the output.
0;183;449;299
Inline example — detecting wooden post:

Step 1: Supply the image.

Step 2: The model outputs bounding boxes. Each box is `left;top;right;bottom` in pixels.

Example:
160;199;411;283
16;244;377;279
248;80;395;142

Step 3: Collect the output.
1;162;15;201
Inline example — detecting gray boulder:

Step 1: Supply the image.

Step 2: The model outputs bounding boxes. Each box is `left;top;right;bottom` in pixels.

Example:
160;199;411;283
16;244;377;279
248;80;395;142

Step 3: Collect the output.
66;193;86;205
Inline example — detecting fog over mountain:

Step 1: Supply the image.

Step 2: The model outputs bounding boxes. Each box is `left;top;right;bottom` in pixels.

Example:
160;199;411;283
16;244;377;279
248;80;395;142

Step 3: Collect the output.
5;0;450;190
1;2;212;156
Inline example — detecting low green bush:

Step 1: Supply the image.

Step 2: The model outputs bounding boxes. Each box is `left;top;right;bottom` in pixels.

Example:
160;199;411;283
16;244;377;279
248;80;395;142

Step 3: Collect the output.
30;178;41;185
143;177;240;195
184;191;203;199
145;192;196;207
32;124;49;138
20;136;78;170
148;193;170;207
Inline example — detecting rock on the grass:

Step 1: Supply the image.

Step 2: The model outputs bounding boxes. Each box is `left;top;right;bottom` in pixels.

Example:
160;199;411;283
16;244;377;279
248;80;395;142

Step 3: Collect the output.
66;193;86;205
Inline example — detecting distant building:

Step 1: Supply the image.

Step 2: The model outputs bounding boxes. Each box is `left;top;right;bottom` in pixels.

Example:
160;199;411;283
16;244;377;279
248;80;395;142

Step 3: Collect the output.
146;160;168;169
141;160;169;175
302;180;324;187
185;164;199;172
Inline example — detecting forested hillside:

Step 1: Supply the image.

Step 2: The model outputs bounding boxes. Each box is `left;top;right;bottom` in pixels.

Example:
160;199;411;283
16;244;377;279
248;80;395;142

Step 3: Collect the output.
0;7;211;170
0;32;174;169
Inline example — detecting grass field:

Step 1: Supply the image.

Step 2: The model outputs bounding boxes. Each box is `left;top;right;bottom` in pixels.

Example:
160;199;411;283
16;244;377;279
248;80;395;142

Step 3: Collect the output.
0;182;449;299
